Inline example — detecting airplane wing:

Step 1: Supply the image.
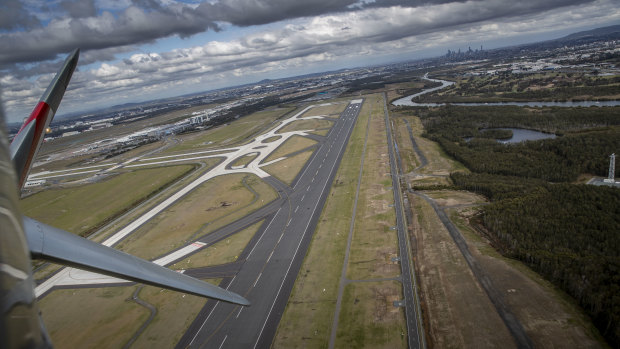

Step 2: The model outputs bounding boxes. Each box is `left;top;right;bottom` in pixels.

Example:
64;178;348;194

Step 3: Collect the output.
10;49;79;189
8;49;249;306
24;217;248;304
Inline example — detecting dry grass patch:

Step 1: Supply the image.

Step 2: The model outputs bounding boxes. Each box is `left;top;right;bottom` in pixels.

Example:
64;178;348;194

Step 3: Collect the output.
424;190;487;207
40;286;146;349
302;103;348;117
230;152;259;168
335;281;407;349
347;99;399;280
20;165;195;237
277;119;333;134
130;285;208;348
172;220;263;269
405;115;467;175
409;193;515;348
264;135;317;162
262;150;313;185
116;174;276;260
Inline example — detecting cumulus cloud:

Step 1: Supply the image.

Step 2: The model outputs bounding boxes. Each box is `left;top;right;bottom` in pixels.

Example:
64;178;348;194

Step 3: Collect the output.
0;0;600;66
0;0;41;30
60;0;97;18
1;0;618;121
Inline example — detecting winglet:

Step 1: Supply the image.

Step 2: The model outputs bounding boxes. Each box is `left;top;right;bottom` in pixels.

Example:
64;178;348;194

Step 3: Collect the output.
24;217;250;305
10;49;79;188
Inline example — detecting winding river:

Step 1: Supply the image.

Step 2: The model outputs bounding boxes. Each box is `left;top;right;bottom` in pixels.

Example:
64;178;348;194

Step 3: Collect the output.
392;74;620;108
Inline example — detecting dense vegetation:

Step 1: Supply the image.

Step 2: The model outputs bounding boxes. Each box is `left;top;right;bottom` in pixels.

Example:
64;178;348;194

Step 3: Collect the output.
410;104;620;345
417;106;620;182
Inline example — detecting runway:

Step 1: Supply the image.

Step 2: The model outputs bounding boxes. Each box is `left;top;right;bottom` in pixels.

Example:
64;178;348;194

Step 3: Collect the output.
178;100;363;348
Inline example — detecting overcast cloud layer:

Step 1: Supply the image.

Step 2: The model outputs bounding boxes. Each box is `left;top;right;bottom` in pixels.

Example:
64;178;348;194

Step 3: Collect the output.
1;0;619;122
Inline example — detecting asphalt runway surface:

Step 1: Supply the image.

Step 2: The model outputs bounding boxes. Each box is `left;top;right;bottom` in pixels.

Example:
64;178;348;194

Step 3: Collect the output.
177;100;363;348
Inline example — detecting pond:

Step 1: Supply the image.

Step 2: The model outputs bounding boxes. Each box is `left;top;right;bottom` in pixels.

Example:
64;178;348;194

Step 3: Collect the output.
466;128;556;144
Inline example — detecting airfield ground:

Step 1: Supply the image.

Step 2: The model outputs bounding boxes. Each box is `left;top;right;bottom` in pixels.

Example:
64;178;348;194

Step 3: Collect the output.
26;82;606;348
388;89;605;348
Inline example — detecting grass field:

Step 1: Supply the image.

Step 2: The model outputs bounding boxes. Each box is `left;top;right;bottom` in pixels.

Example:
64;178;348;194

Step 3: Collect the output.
302;103;348;117
172;220;264;269
130;285;208;348
20;165;196;237
116;174;276;260
335;281;406;348
264;135;317;163
40;286;147;349
230;152;259;168
262;150;314;185
346;96;400;281
277;119;333;134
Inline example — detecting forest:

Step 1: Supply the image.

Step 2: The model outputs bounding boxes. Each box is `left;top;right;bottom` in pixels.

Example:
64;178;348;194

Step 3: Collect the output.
407;104;620;346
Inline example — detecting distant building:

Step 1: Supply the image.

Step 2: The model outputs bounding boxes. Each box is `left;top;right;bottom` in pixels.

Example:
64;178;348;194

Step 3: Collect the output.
24;179;45;188
62;131;80;137
189;115;204;125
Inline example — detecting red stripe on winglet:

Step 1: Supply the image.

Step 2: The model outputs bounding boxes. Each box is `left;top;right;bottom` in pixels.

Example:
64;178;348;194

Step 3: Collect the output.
19;101;50;134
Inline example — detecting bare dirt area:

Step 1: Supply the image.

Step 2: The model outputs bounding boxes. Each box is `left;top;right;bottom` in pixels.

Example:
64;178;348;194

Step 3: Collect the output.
409;192;516;348
446;204;605;348
415;189;605;348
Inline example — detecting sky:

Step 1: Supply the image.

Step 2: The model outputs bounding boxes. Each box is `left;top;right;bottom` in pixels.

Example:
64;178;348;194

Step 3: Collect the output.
1;0;619;123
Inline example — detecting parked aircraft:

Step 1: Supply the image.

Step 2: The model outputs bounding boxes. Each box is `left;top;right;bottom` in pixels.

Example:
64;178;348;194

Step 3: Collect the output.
0;49;249;348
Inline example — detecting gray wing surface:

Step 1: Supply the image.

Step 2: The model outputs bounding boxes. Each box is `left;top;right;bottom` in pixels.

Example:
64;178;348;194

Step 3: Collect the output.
24;217;249;305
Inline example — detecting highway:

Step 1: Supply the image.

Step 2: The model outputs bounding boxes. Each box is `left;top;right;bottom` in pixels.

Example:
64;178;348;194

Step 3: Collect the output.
177;100;363;348
383;93;426;349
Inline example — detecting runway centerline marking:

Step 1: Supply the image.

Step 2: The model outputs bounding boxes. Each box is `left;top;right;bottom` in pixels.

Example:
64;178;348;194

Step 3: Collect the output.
253;273;262;288
218;335;228;349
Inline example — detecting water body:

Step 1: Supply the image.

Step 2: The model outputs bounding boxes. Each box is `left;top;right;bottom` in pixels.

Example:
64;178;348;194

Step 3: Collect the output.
392;75;620;108
494;128;556;144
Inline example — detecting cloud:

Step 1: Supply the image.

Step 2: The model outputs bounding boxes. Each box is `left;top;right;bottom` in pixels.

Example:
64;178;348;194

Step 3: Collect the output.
60;0;97;18
0;0;41;30
0;0;600;67
1;0;618;122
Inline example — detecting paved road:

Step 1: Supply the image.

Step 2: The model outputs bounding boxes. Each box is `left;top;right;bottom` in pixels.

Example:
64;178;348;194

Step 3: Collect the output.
383;93;425;349
177;100;364;348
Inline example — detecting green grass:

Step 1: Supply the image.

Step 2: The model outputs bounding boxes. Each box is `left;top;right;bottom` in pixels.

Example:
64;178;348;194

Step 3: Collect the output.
39;286;147;349
264;135;318;163
20;165;195;237
172;220;263;269
116;174;276;260
263;150;314;185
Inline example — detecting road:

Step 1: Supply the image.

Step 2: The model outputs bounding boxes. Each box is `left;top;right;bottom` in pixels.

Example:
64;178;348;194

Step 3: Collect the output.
177;100;363;348
383;93;425;349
